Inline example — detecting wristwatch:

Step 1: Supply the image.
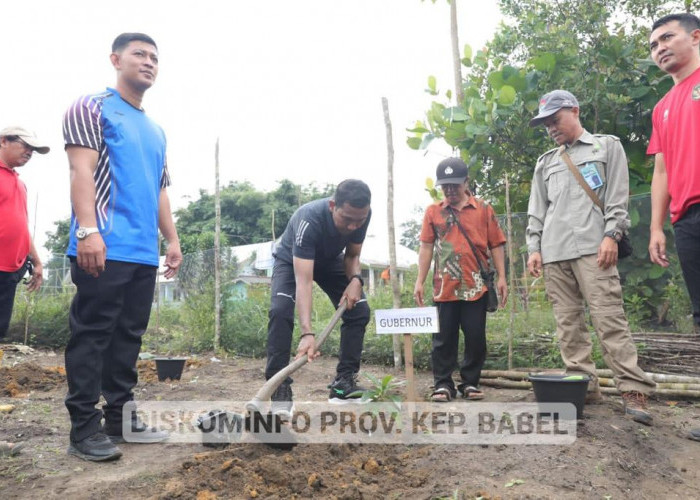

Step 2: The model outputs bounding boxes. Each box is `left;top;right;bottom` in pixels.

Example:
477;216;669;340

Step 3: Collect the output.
604;230;622;242
75;227;100;240
350;274;364;287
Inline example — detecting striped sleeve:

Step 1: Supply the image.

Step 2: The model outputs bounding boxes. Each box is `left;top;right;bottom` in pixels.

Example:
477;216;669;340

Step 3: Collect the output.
160;155;171;188
63;95;103;150
291;218;318;260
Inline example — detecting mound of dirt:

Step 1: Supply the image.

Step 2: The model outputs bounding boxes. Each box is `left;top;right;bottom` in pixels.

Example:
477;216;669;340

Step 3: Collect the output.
0;363;66;397
150;443;498;499
137;357;208;384
137;360;161;384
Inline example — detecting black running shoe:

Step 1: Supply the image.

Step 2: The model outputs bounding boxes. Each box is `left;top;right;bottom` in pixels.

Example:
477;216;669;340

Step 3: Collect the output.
68;432;122;462
328;374;367;404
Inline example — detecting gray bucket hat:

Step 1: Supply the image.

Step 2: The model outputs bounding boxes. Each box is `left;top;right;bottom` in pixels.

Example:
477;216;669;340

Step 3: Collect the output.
529;90;579;127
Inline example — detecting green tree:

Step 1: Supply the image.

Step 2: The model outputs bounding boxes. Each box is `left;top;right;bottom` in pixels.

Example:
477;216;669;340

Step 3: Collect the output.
44;217;71;256
409;0;696;325
407;0;690;211
175;180;334;255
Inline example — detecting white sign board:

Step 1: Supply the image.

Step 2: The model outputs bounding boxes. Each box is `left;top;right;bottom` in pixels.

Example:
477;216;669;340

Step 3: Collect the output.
374;307;439;334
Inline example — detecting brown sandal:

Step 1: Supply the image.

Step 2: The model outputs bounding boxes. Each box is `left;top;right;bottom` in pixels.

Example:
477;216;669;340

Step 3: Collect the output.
431;387;452;403
461;386;484;400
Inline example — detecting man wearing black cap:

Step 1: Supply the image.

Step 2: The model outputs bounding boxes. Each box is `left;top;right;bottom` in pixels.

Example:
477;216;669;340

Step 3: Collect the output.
526;90;655;425
414;158;507;402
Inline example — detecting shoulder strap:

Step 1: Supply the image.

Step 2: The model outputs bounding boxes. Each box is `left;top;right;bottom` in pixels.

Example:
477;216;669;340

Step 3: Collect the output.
558;145;604;211
446;206;489;277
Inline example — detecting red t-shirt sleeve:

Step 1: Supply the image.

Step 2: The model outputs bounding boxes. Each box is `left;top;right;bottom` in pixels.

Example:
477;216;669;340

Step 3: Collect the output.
647;105;662;155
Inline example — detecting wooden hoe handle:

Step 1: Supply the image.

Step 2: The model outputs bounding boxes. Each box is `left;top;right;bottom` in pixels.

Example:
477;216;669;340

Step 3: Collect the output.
245;300;348;413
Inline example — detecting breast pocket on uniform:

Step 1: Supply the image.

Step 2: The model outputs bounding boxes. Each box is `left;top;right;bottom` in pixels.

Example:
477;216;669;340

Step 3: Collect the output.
544;164;569;201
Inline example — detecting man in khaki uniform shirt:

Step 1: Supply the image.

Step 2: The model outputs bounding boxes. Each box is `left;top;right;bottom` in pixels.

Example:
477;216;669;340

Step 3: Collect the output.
526;90;655;425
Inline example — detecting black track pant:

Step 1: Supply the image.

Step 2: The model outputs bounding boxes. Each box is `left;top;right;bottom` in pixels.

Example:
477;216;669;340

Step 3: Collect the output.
431;296;488;394
65;260;156;442
265;257;370;384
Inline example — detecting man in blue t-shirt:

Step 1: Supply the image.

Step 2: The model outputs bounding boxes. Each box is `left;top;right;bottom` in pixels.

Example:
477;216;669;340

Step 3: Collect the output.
62;33;182;462
266;179;372;417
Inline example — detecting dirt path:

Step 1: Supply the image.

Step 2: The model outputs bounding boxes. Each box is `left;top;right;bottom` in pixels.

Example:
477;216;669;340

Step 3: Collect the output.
2;348;700;499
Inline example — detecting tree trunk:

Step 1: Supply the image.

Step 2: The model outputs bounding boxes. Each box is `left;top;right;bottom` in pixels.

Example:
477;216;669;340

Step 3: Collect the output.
214;138;221;351
450;0;464;104
382;97;402;368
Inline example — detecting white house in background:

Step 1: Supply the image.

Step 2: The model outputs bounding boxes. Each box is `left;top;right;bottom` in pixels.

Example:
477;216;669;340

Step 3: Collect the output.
357;234;418;292
156;235;418;303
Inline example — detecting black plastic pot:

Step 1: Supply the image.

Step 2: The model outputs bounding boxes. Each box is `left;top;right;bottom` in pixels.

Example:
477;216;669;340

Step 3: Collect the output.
529;373;590;418
154;357;188;381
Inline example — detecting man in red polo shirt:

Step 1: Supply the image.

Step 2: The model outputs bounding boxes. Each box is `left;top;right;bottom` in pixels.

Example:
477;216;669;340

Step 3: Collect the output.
647;12;700;440
414;158;507;402
0;126;47;339
0;125;48;458
648;13;700;329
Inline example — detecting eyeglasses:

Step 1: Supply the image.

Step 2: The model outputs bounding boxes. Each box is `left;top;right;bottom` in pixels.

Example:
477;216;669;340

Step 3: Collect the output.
10;137;34;152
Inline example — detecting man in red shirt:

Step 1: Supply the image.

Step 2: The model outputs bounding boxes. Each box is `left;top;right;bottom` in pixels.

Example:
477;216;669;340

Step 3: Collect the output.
414;158;507;402
0;126;48;457
648;12;700;440
0;126;47;338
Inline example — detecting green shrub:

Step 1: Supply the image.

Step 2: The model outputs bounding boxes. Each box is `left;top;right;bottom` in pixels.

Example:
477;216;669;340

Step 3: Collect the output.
8;289;72;348
663;276;694;334
221;285;270;356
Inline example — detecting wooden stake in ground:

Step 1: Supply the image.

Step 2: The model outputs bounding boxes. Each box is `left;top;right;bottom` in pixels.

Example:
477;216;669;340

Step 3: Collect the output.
24;194;39;345
214;138;221;351
381;96;403;370
504;173;515;370
449;0;464;104
375;307;438;401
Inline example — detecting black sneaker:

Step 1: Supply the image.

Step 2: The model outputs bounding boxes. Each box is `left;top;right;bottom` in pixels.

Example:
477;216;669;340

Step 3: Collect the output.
271;383;294;418
105;418;170;444
68;432;122;462
328;374;367;404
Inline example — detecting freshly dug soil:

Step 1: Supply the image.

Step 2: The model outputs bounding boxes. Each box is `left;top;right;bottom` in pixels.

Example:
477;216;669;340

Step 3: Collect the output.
0;363;65;397
2;351;700;499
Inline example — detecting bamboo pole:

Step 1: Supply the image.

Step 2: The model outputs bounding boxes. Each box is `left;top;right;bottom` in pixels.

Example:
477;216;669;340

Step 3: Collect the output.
449;0;463;104
599;387;700;398
482;369;700;386
504;173;515;370
213;138;221;351
480;377;700;398
24;194;39;345
479;379;532;390
481;369;532;380
597;369;700;384
156;234;161;352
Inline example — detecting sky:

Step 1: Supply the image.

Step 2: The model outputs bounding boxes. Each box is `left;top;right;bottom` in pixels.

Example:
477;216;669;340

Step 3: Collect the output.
3;0;503;261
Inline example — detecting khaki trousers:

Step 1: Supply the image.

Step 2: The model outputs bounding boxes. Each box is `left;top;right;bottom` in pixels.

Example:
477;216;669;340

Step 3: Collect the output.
543;255;655;395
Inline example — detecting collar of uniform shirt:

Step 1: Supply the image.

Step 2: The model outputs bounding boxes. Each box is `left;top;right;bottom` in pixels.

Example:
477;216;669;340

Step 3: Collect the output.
439;194;478;212
563;129;594;148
